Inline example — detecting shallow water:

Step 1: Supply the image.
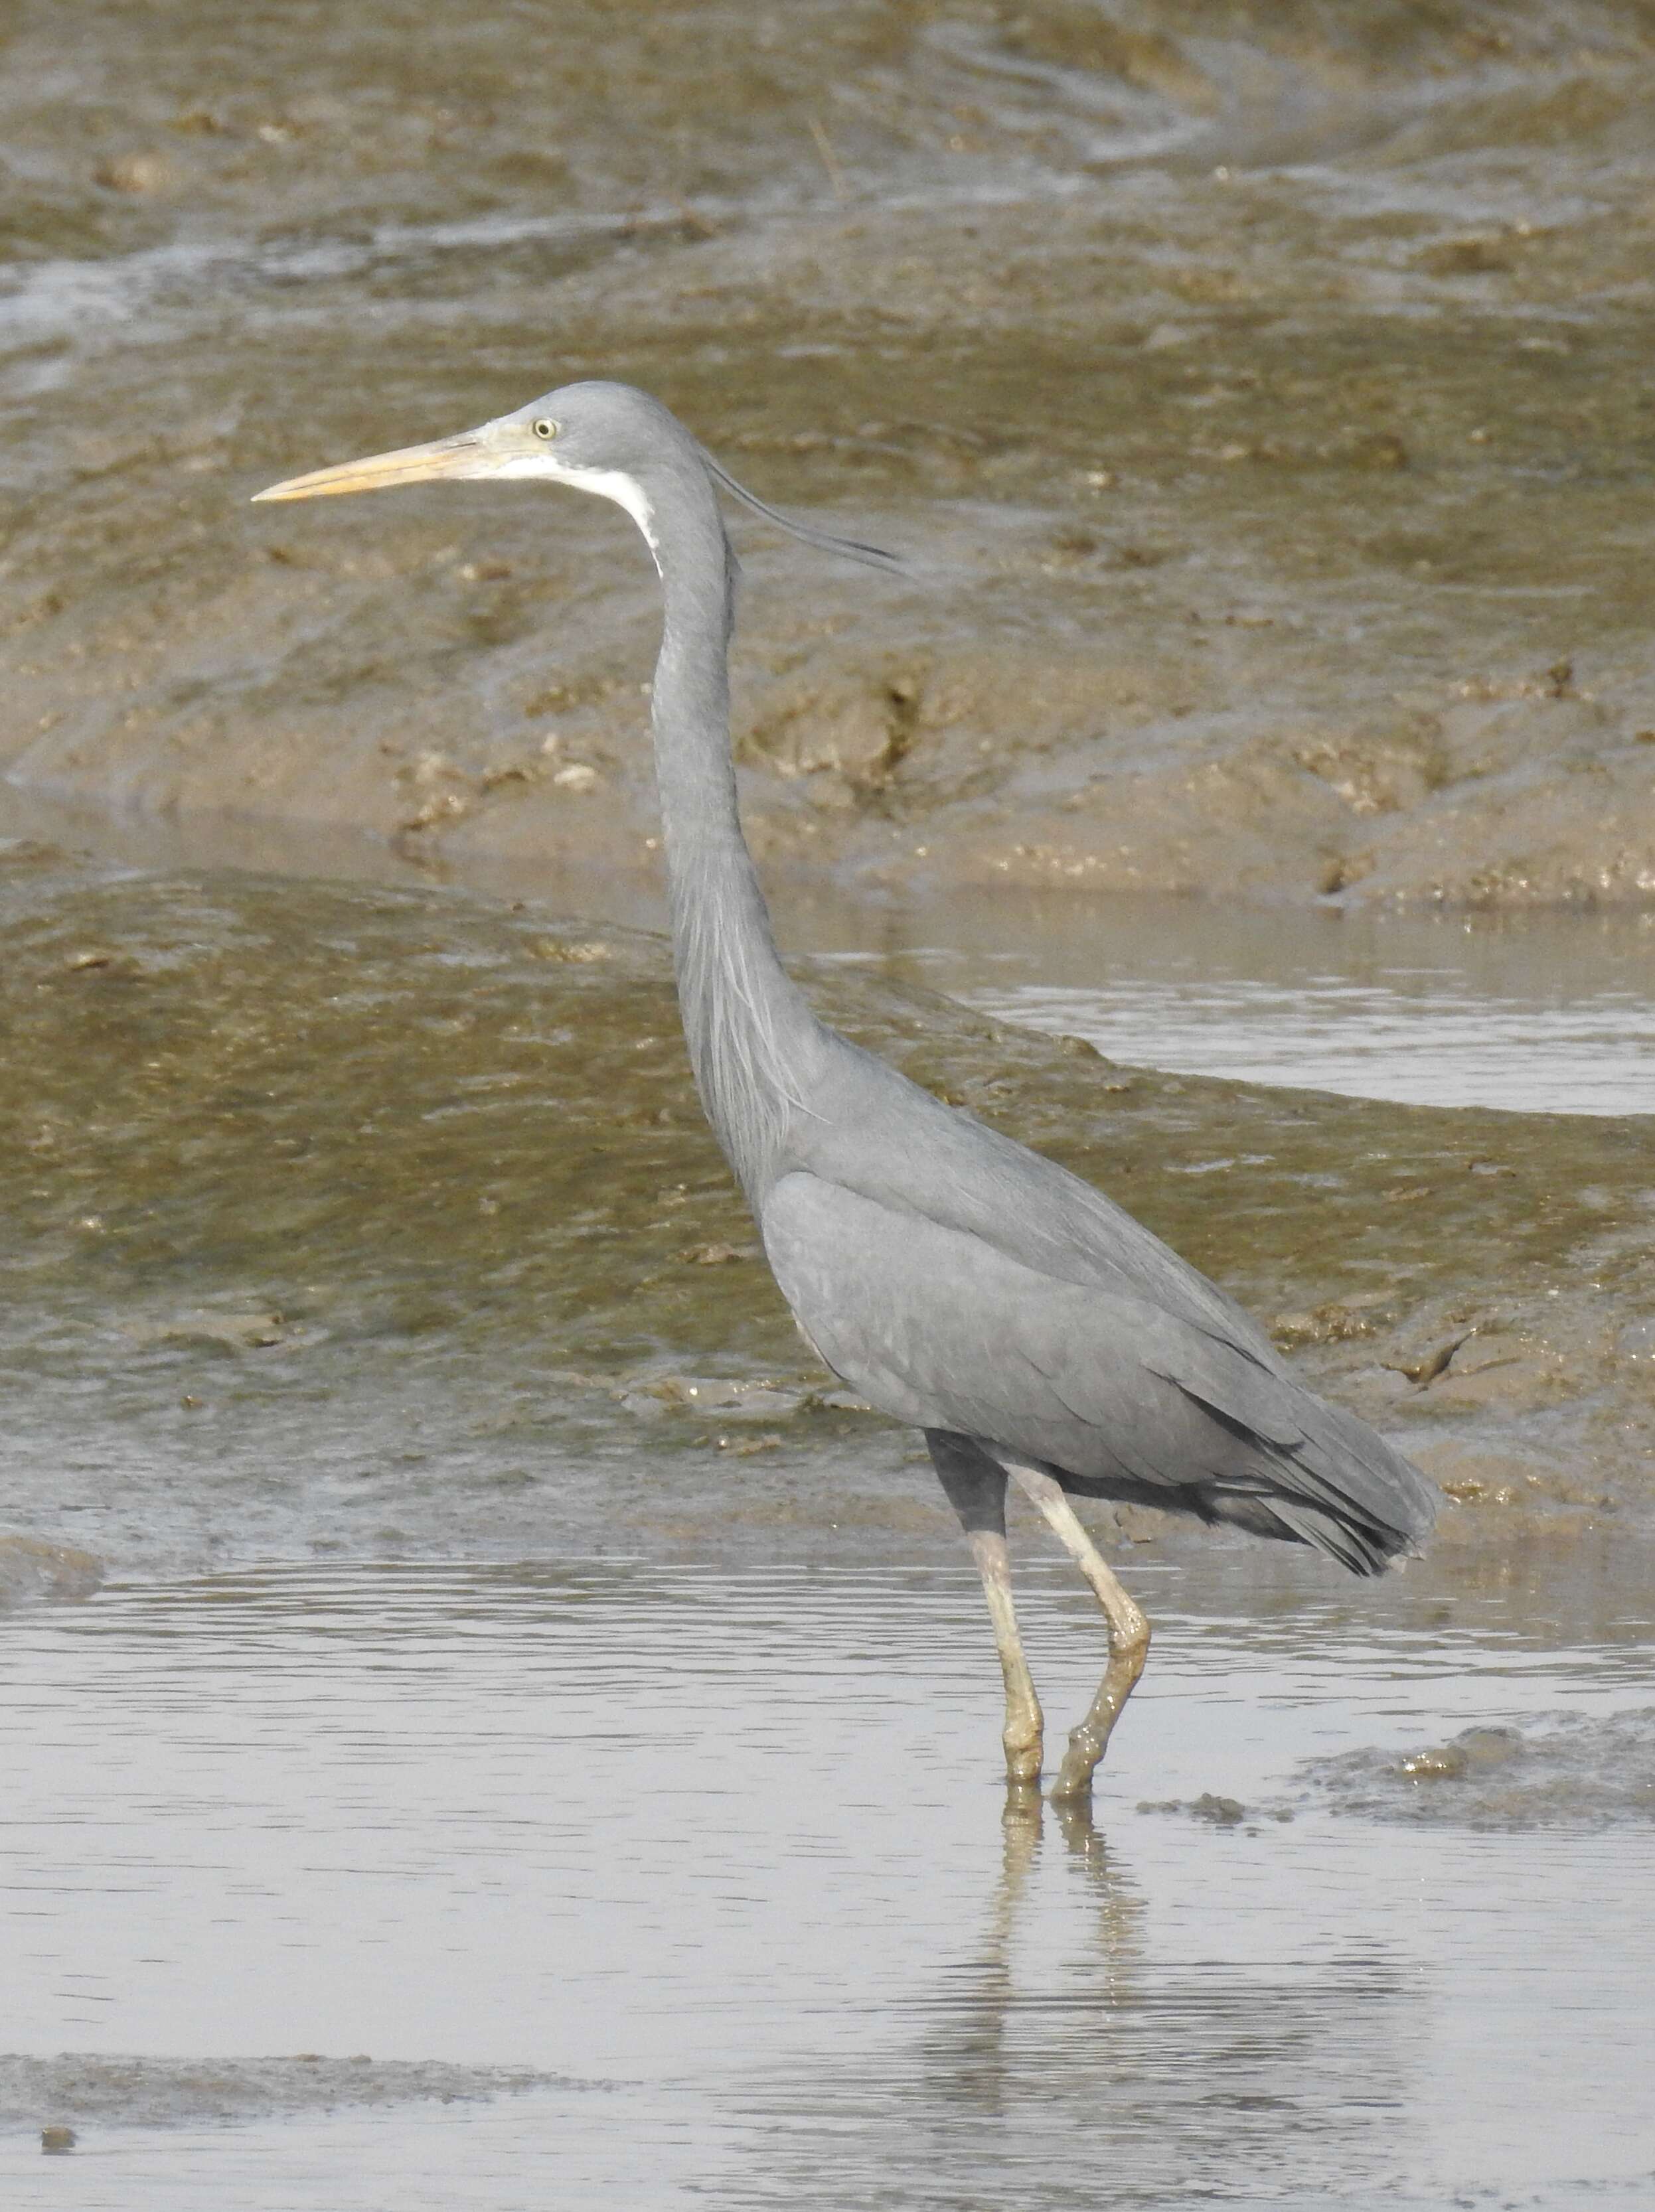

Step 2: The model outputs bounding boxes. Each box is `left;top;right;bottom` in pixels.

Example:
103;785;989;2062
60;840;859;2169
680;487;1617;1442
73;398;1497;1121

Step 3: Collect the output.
965;970;1655;1114
1;1559;1652;2208
797;895;1655;1114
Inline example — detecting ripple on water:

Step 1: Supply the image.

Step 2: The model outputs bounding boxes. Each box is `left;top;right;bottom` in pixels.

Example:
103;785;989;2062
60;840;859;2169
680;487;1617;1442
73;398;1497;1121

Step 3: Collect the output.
0;1561;1651;2210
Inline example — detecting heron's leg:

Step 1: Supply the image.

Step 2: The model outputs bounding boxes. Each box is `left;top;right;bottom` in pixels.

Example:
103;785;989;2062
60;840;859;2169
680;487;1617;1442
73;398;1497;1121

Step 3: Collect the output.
926;1431;1044;1787
1006;1463;1150;1801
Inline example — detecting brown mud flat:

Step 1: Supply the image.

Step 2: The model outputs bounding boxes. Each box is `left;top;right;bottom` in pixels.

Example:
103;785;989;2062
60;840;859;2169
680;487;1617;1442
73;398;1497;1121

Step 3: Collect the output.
5;4;1655;907
1;855;1649;1589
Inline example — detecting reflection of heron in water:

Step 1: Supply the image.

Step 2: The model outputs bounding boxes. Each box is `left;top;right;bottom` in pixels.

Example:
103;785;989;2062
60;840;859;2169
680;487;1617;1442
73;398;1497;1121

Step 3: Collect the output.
906;1793;1413;2199
916;1792;1147;2123
257;383;1436;1799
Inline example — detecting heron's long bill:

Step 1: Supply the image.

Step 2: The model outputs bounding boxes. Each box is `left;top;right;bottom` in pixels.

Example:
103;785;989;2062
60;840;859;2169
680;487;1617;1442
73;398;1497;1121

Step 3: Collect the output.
252;433;485;503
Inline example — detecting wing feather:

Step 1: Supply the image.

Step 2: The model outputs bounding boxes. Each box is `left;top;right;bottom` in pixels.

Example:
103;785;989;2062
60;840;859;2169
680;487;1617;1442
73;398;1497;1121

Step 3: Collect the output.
763;1170;1435;1567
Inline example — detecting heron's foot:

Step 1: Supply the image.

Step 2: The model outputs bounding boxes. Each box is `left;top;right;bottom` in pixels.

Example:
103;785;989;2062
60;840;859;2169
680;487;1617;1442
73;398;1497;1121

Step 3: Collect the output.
1002;1722;1043;1789
999;1672;1044;1787
1048;1643;1146;1799
1002;1777;1044;1835
1050;1724;1107;1802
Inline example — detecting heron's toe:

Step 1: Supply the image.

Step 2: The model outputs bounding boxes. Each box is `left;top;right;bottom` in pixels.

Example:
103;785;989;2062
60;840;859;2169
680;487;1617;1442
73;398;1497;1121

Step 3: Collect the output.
1050;1727;1108;1801
1002;1732;1043;1788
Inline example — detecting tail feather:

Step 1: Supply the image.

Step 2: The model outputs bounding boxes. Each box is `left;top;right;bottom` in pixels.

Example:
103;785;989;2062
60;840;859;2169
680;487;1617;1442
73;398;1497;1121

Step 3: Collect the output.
1258;1495;1400;1578
1150;1341;1438;1566
1172;1378;1437;1578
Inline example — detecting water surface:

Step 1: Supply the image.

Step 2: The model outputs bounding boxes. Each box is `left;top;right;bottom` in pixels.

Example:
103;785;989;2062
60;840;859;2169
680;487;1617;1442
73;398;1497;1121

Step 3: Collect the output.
2;1560;1652;2208
791;893;1655;1114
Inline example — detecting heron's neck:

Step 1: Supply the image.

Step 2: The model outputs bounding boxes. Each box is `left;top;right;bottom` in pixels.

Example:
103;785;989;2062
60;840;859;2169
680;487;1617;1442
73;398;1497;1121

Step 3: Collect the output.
651;516;819;1192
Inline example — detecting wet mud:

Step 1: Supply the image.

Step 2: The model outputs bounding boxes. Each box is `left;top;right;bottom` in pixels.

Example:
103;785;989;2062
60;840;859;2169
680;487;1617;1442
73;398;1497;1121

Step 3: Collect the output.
0;1532;104;1607
1;851;1650;1587
1296;1707;1655;1828
6;4;1655;905
0;2053;566;2134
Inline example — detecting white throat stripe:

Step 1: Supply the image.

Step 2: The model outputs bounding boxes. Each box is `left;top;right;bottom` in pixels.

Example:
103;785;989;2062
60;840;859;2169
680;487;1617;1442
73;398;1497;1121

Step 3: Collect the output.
494;454;661;570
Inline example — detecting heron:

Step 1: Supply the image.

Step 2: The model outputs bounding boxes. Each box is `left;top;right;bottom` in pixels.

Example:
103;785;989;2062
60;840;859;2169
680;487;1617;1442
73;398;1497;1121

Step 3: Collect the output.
256;382;1437;1801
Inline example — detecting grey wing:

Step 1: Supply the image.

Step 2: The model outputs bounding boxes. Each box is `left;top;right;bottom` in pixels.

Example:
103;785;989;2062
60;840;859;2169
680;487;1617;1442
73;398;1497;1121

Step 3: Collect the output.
763;1171;1435;1574
803;1038;1285;1368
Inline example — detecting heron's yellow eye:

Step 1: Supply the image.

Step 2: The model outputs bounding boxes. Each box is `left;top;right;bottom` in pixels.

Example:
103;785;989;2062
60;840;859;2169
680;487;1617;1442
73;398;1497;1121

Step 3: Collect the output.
532;418;558;440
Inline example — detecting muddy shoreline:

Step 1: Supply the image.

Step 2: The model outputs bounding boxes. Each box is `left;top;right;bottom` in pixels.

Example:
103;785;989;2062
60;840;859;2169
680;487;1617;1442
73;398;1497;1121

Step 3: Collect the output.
1;851;1648;1601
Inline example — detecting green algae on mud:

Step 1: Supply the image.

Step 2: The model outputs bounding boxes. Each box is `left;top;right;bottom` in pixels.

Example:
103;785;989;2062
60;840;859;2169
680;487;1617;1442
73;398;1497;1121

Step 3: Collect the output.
0;857;1649;1582
6;3;1655;905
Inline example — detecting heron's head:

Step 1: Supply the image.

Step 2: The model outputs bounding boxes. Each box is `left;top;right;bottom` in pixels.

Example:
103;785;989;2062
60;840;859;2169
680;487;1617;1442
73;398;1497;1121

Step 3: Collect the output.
254;381;692;552
255;378;901;574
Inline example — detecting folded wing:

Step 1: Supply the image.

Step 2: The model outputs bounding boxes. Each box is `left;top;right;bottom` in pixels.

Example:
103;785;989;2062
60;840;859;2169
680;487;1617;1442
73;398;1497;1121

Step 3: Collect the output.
763;1170;1435;1575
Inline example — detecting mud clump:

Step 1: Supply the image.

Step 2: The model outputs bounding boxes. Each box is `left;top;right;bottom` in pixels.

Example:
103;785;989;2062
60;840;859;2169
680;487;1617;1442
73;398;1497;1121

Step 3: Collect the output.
0;1534;104;1608
1297;1712;1655;1829
1137;1793;1253;1826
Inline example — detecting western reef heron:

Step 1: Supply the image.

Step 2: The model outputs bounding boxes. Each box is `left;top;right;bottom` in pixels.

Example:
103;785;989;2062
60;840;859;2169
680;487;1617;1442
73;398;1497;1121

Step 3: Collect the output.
256;381;1437;1801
